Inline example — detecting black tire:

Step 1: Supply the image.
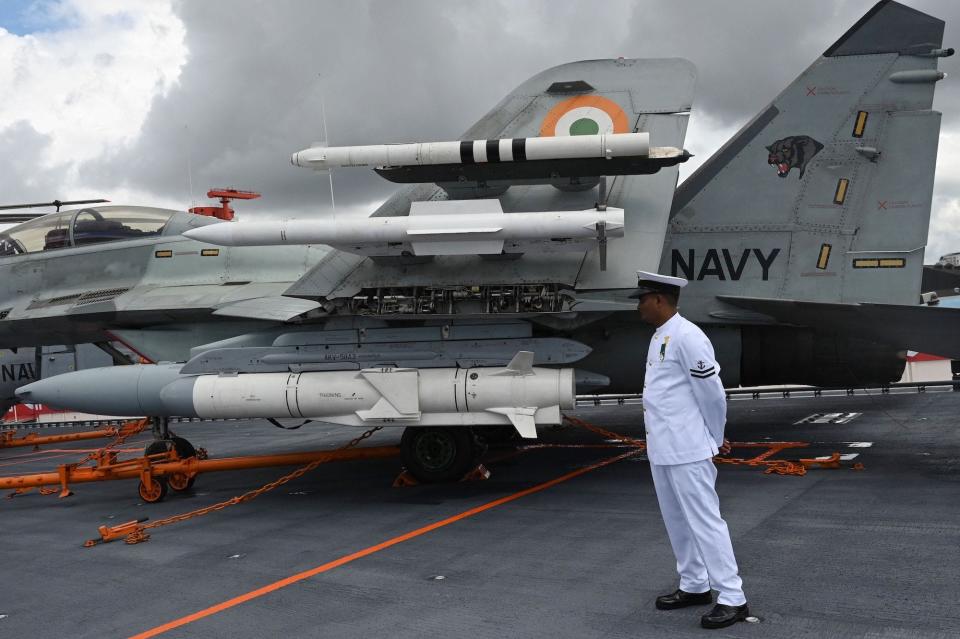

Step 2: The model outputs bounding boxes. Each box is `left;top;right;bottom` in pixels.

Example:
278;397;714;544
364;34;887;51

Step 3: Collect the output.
400;427;477;483
144;440;168;457
169;436;197;460
144;438;197;492
145;437;196;459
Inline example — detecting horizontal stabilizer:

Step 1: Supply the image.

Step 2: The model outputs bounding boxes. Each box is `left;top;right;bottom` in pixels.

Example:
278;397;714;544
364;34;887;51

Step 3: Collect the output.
719;295;960;359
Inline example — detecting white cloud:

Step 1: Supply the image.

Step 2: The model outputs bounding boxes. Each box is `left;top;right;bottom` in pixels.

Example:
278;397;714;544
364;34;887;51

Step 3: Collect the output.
1;0;959;270
0;0;186;171
925;127;960;261
678;110;743;185
928;194;960;261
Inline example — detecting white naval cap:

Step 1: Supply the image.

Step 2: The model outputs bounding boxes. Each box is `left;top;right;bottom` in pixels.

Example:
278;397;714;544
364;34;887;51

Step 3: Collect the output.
627;270;689;299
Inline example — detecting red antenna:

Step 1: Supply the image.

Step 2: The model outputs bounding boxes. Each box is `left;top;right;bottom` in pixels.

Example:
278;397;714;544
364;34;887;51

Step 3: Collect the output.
189;188;260;220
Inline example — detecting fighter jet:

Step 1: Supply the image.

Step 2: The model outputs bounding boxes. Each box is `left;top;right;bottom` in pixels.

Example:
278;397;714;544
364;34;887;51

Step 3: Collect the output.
11;1;960;481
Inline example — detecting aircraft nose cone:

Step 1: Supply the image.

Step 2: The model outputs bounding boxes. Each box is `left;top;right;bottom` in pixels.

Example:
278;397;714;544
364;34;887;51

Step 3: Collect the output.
183;223;235;246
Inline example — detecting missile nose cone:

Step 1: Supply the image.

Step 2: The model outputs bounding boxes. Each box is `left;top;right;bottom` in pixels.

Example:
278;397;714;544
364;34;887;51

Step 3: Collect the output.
13;365;185;416
15;380;39;399
183;222;235;246
16;375;75;409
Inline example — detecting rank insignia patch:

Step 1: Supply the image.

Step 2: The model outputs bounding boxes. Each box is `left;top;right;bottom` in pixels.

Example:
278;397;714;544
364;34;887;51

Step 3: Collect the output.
690;361;716;379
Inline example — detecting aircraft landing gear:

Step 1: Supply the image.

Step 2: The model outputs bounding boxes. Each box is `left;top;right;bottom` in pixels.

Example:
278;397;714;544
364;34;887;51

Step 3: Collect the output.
144;436;198;493
399;427;486;483
144;417;199;499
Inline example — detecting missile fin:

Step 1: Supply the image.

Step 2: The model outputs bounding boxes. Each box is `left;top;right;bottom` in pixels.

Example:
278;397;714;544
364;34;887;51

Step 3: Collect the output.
359;368;420;414
406;226;504;235
411;239;504;256
493;351;535;376
408;199;503;216
355;396;421;422
486;407;538;439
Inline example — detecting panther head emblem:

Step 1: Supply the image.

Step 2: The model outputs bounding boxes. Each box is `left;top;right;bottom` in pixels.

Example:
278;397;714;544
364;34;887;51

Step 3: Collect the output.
766;135;824;179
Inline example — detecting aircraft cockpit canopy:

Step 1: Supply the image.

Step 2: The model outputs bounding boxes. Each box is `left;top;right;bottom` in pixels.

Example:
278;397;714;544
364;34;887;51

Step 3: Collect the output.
0;206;176;257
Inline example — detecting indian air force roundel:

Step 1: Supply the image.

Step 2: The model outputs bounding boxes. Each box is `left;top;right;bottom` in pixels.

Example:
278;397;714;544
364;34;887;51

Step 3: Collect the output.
539;95;631;137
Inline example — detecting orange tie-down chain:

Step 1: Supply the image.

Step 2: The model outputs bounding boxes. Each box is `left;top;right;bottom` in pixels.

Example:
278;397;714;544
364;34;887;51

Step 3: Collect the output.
85;426;383;547
562;415;863;476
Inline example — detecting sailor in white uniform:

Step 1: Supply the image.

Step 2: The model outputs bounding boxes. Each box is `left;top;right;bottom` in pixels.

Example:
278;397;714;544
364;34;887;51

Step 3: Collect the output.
630;271;749;630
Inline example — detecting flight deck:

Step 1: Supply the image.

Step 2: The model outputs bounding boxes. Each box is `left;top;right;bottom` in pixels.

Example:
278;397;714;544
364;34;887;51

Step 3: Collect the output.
2;389;959;638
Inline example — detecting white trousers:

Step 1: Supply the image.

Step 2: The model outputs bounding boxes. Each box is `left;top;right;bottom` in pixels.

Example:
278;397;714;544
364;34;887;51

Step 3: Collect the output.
650;458;746;606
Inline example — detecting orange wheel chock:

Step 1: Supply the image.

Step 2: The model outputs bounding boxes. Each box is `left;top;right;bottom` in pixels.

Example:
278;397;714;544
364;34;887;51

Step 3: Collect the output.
392;471;419;488
799;452;842;469
461;464;491;482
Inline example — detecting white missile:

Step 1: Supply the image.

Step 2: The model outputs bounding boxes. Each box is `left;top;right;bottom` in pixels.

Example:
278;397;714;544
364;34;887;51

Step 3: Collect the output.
177;361;572;437
17;353;574;439
182;200;624;257
291;132;656;170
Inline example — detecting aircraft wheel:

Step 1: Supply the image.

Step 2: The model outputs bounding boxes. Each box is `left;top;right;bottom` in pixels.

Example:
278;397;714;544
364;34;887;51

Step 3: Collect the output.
138;476;168;503
400;427;477;483
145;437;196;459
144;438;197;492
169;436;197;459
144;440;168;457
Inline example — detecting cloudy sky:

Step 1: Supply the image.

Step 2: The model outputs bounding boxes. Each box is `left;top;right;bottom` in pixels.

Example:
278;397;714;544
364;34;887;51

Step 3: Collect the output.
1;0;959;260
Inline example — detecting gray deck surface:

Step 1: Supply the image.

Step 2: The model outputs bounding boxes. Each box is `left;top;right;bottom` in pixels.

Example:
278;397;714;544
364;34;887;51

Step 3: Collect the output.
2;390;959;638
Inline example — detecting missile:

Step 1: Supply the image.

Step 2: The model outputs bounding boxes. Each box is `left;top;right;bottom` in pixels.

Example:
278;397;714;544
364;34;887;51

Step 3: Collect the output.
291;133;654;170
182;204;624;254
17;353;574;438
15;363;186;416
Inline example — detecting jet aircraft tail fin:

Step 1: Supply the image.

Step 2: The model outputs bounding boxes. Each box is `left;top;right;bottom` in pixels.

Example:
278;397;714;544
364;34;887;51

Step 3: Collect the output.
666;0;950;308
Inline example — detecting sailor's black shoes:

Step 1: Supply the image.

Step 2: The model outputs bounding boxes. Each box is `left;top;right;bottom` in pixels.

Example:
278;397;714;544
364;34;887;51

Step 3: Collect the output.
700;603;750;629
654;589;713;610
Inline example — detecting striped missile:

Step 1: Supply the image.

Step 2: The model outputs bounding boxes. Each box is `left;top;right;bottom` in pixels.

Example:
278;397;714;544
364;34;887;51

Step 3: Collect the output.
291;132;657;170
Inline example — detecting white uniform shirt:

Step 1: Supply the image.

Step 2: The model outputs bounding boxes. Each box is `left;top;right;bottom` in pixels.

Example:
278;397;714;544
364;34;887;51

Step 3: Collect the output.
642;312;727;465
